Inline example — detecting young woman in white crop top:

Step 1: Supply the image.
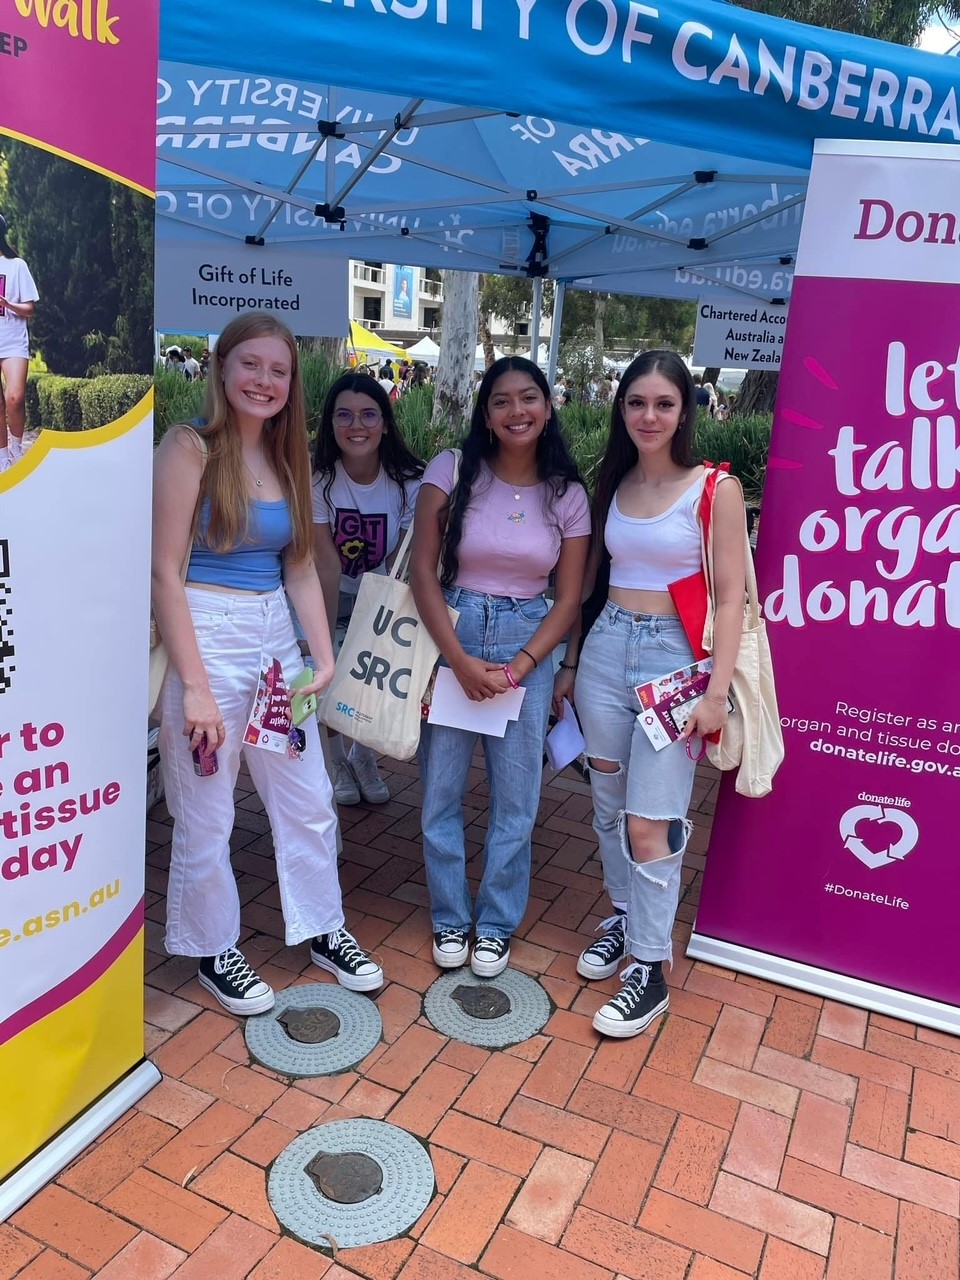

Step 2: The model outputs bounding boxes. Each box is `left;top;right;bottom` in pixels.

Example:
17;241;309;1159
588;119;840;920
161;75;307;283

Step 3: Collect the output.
554;350;746;1039
152;313;383;1018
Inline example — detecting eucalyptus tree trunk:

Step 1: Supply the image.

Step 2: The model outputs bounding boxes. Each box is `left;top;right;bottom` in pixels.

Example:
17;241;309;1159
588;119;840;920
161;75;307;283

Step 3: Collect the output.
306;335;347;366
432;269;479;434
702;366;721;388
593;293;607;361
735;370;780;415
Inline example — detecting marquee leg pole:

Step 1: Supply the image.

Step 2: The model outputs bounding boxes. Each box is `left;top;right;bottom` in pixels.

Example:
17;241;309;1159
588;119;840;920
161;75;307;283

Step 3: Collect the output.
547;281;565;387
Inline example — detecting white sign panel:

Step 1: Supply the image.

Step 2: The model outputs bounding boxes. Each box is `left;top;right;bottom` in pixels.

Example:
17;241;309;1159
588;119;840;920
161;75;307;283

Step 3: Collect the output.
797;140;960;286
693;296;789;370
155;239;349;336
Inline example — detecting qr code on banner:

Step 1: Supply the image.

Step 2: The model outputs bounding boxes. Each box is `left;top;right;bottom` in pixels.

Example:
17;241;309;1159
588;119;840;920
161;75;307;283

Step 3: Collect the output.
0;540;13;693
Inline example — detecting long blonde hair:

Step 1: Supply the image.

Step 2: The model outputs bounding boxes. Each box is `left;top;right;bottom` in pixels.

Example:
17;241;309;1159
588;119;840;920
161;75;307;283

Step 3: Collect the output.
195;313;312;563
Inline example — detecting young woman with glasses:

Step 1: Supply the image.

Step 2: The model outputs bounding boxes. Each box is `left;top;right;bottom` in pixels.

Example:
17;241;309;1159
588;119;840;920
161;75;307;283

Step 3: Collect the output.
312;372;425;804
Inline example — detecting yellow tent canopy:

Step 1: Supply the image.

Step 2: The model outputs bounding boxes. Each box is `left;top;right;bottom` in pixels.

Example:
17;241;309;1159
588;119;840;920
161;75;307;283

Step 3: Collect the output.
349;321;407;362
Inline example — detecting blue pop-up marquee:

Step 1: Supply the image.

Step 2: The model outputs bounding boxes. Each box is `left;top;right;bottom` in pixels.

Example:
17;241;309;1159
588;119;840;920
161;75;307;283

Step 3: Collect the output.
158;1;957;307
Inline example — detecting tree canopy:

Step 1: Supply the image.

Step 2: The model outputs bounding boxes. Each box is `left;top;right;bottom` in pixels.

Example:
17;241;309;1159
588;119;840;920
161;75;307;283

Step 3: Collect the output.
0;139;153;376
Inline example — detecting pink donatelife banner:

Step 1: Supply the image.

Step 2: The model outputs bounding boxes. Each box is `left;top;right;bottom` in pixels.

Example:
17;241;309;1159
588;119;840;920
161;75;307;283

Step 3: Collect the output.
691;141;960;1032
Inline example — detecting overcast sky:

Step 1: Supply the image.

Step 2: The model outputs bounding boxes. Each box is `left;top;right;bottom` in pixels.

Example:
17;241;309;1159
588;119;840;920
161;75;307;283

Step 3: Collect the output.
919;14;959;53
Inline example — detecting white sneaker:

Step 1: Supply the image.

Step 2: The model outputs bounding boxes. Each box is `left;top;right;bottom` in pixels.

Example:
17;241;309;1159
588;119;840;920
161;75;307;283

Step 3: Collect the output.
332;757;360;805
7;436;22;462
350;748;390;804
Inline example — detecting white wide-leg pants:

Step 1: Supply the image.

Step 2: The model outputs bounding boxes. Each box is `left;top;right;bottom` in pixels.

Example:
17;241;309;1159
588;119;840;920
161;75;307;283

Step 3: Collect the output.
159;586;344;957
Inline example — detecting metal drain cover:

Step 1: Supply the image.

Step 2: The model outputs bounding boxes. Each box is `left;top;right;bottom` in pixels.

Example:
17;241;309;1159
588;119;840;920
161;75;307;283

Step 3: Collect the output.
245;983;382;1077
423;968;552;1047
269;1119;435;1248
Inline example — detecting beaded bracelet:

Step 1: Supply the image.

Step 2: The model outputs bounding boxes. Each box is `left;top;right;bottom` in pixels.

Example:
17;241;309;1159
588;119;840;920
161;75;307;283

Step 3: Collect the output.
502;665;520;690
558;661;578;671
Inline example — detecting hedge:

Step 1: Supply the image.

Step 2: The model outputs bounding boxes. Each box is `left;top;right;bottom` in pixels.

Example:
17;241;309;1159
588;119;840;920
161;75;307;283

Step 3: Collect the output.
26;372;152;432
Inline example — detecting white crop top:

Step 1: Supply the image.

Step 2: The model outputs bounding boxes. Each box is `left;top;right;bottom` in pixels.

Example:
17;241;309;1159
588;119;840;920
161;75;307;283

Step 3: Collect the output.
606;472;704;591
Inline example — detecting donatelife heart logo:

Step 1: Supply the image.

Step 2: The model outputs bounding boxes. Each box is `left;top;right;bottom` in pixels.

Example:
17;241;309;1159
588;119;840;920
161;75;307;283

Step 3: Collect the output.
838;804;919;871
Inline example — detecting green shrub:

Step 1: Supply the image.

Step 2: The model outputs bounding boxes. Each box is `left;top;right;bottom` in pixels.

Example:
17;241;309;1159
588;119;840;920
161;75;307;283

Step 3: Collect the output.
153;365;205;441
695;413;771;502
78;374;153;431
300;350;347;439
37;376;85;431
24;373;42;431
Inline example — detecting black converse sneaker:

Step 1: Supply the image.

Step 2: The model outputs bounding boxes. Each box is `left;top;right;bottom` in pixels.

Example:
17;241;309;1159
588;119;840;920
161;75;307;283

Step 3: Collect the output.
311;928;384;992
576;913;627;980
198;947;275;1016
470;936;510;978
592;962;669;1038
433;928;469;969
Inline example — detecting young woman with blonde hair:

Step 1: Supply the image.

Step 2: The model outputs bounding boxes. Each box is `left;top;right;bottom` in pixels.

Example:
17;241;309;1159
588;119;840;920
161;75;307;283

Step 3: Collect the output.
152;312;382;1015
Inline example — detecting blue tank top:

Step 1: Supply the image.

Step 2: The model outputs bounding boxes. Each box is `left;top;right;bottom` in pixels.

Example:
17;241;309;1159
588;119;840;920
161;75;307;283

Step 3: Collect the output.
187;497;293;591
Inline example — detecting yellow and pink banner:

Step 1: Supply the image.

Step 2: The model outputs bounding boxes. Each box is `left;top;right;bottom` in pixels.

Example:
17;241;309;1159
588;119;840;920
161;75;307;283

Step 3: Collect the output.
0;0;159;1211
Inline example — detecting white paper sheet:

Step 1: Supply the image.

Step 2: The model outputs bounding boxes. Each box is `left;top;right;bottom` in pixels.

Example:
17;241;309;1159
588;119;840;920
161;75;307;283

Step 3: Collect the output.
544;697;586;772
427;666;525;736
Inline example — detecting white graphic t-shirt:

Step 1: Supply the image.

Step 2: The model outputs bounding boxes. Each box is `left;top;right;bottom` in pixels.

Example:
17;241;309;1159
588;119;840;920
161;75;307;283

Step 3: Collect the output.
0;258;39;359
312;462;420;597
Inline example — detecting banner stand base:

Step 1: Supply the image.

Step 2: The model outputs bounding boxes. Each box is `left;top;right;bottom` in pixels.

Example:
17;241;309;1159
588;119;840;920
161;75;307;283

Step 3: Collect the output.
0;1059;162;1223
687;933;960;1036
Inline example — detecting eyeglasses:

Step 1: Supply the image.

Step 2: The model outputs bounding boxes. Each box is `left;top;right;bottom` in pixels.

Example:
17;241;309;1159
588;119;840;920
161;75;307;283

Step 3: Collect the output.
333;408;383;429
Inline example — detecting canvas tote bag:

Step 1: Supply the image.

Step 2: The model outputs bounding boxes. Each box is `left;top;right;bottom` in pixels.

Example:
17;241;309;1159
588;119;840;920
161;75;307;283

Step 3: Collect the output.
702;479;784;797
320;451;461;761
319;522;458;761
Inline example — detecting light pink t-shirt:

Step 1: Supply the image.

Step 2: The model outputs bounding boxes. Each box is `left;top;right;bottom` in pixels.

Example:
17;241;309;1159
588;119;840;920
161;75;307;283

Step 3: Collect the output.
422;449;590;597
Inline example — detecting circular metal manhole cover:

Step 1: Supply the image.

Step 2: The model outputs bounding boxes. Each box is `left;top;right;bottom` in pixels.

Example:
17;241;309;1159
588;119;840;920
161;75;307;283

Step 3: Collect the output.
423;967;552;1047
268;1119;435;1248
245;983;382;1077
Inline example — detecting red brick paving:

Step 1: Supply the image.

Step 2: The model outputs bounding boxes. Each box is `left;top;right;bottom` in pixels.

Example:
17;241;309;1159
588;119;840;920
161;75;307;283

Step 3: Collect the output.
6;758;960;1278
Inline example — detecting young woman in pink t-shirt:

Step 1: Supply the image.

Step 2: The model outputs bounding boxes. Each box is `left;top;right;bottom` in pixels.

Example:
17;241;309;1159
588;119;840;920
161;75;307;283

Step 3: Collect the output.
411;356;591;978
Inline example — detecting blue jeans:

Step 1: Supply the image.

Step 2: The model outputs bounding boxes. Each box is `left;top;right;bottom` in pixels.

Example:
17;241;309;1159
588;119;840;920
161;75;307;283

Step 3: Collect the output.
420;588;553;939
575;605;696;964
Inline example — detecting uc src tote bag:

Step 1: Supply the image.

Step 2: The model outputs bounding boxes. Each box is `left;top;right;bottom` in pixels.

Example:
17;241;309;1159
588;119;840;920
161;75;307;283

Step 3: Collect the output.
702;478;785;798
320;524;458;762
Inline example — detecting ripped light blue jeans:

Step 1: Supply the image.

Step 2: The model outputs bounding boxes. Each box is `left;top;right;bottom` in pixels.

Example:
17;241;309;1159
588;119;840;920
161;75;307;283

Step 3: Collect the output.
575;603;696;964
420;588;554;940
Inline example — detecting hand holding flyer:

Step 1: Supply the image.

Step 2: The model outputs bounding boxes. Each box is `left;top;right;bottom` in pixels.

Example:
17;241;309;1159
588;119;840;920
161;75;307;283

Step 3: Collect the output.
635;659;732;752
244;658;305;758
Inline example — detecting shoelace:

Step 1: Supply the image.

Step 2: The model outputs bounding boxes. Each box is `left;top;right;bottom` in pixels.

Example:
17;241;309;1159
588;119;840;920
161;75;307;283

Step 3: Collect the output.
610;962;651;1012
327;928;369;969
475;937;507;955
437;929;466;947
586;914;627;959
214;948;261;993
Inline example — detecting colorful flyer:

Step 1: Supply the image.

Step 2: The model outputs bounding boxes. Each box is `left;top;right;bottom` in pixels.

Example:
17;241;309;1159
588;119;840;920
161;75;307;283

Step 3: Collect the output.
244;659;303;758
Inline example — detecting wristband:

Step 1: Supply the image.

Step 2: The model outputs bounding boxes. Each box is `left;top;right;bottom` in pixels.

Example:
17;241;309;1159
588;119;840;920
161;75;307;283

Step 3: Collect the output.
502;665;520;690
559;661;578;671
704;693;727;705
519;647;538;668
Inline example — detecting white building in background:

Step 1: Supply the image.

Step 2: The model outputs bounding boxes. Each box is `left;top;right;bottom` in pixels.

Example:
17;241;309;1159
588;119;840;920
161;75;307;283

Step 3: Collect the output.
349;260;552;352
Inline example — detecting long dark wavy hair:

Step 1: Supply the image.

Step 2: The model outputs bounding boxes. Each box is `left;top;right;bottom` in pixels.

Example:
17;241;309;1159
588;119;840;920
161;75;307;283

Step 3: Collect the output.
312;372;424;511
592;349;698;546
440;355;582;588
583;350;699;638
0;214;18;260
